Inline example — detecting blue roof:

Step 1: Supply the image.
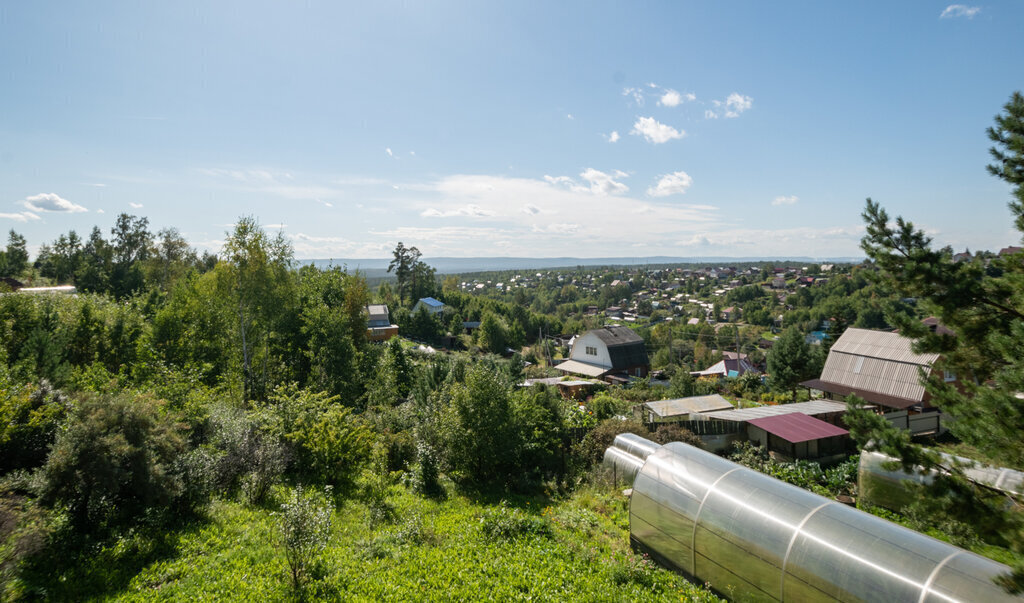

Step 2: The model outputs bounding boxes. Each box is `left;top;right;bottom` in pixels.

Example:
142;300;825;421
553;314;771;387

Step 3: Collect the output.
419;297;444;307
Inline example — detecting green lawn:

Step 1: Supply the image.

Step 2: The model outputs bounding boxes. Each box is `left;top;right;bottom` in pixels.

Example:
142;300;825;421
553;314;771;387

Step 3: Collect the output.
15;483;721;602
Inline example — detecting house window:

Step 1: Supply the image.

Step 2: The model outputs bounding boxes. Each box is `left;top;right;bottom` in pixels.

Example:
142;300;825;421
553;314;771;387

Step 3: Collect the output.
585;346;597;356
943;370;956;383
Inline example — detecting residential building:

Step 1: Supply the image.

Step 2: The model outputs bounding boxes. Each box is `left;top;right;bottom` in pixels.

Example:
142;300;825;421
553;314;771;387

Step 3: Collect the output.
412;297;446;316
799;327;954;413
554;325;649;383
366;304;399;342
691;355;759;378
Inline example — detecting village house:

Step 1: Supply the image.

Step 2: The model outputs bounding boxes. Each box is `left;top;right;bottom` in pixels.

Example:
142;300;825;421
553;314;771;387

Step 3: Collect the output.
555;325;649;383
691;354;760;378
366;304;399;342
412;297;446;316
800;327;955;434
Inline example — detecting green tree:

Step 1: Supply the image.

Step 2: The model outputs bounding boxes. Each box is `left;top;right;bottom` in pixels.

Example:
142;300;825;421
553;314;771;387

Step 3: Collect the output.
477;312;508;354
387;242;420;305
76;226;113;294
298;266;367;399
849;91;1024;592
1;230;29;278
217;217;296;401
439;365;516;486
148;227;197;291
766;326;821;398
110;214;152;297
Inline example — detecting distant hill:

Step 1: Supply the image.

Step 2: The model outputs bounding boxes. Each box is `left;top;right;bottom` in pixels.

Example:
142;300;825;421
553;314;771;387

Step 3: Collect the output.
301;255;863;277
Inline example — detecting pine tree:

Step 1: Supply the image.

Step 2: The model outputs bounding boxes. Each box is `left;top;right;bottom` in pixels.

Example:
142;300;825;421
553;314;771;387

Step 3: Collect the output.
766;326;821;399
849;91;1024;592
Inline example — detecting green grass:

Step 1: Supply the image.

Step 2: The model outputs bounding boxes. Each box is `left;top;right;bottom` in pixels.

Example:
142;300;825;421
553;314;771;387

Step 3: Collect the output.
15;482;721;602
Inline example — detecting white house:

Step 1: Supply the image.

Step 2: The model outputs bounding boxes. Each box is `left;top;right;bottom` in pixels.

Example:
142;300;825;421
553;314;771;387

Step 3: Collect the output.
412;297;446;316
555;325;649;382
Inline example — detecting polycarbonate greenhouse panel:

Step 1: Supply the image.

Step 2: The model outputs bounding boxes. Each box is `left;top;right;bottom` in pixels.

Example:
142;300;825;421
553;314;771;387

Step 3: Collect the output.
604;434;1019;602
859;449;1024;512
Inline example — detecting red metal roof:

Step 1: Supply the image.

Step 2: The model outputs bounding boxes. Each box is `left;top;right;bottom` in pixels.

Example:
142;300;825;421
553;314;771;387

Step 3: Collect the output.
747;413;849;444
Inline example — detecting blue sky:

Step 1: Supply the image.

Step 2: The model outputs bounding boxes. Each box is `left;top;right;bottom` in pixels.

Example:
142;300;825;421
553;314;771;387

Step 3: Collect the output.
1;2;1022;260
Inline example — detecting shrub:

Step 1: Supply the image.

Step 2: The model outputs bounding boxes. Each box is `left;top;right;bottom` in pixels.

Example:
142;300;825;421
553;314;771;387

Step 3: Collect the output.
279;485;333;591
206;405;288;504
261;384;372;491
575;418;651;468
361;472;395;527
479;502;552;540
650;423;703;449
0;379;70;473
605;551;656;587
37;392;187;532
405;440;443;498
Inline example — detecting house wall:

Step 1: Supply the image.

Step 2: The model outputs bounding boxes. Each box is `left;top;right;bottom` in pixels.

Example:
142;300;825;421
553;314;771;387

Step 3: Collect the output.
569;331;613;369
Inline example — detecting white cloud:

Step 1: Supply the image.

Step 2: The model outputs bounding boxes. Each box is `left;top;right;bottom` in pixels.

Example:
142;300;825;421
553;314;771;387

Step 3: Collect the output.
659;90;683;107
704;93;753;119
420;204;495;218
129;202;143;209
567;113;574;120
631;116;685;144
940;4;980;18
647;171;694;197
545;169;629;195
724;93;753;118
407;173;724;256
0;212;40;222
622;87;646;106
265;223;287;229
385;148;393;157
772;195;799;206
532;223;581;234
96;209;105;214
607;131;620;143
88;183;106;188
543;175;576;187
580;168;629;195
199;167;359;204
21;193;87;213
657;89;694;107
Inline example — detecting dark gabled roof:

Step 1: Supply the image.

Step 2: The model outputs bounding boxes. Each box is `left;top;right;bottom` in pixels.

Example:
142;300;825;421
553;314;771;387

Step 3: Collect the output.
590;325;643;347
588;326;647;370
748;413;849;443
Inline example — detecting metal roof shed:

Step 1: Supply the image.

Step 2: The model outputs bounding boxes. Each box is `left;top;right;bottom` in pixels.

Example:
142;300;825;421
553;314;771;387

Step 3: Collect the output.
747;413;851;462
747;413;849;443
699;399;853;422
642;395;734;421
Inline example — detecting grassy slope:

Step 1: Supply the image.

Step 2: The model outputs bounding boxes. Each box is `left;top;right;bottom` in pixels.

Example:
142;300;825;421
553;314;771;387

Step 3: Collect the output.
21;484;720;602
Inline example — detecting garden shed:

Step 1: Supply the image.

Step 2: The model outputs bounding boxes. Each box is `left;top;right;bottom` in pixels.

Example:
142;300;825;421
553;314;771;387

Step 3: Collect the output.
639;394;734;422
746;413;851;462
